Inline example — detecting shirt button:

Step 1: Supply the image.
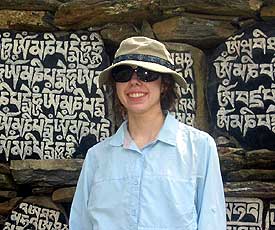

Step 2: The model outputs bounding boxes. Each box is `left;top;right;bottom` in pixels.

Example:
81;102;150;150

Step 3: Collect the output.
131;209;137;216
133;180;138;185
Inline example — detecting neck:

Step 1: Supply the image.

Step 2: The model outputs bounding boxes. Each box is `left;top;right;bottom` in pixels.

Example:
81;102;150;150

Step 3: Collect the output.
127;110;165;149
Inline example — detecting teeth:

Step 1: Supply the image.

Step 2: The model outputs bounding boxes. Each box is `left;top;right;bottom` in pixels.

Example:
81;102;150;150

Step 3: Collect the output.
129;93;145;98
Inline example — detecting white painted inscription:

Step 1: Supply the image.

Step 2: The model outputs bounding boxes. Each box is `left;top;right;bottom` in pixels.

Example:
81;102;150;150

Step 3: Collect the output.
171;52;196;126
213;29;275;137
0;31;111;161
3;202;68;230
265;201;275;230
226;197;263;230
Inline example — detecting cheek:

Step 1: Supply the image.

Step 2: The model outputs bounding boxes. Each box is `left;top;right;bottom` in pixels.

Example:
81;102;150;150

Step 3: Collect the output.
115;83;125;102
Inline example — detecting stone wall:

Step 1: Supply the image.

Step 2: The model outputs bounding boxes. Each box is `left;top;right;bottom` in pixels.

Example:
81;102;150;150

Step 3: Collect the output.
0;0;275;229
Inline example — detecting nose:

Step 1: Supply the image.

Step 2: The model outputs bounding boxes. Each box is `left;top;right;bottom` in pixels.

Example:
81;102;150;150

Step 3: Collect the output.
129;71;141;85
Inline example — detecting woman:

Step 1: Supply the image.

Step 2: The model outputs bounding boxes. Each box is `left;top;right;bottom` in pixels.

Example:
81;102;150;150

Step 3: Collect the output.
69;36;226;230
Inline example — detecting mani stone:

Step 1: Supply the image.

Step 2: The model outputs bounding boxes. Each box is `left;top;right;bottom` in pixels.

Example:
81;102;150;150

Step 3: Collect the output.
10;159;83;187
226;197;263;229
164;42;208;131
265;201;275;230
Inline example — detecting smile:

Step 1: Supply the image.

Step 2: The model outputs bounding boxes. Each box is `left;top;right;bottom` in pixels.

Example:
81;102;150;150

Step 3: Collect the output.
128;92;146;98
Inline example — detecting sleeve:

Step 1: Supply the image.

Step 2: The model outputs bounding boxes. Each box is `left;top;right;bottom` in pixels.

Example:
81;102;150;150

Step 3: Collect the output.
69;151;95;230
196;135;227;230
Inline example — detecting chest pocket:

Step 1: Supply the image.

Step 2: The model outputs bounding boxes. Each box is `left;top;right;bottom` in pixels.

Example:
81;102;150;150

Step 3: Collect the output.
139;176;196;229
139;148;197;229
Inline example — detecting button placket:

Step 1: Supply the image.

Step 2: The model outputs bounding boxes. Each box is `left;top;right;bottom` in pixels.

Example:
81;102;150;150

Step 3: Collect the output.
129;155;144;229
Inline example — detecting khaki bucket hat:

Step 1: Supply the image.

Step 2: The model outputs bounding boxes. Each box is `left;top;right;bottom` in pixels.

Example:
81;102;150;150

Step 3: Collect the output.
98;36;187;89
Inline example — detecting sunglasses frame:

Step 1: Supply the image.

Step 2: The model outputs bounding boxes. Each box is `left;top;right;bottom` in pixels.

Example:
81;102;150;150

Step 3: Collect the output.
111;65;163;83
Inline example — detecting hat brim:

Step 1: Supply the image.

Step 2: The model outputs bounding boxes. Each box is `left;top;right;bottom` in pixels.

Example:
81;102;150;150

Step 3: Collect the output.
98;60;187;89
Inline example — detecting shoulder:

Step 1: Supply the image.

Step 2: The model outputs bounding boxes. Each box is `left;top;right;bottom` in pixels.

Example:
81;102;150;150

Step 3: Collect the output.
178;121;214;143
86;136;113;155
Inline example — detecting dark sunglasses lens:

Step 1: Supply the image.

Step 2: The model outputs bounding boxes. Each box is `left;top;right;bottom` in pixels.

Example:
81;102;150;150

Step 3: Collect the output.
137;68;160;82
112;65;133;82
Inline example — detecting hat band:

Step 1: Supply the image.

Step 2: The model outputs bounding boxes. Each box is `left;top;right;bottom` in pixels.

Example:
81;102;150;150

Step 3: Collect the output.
113;54;174;70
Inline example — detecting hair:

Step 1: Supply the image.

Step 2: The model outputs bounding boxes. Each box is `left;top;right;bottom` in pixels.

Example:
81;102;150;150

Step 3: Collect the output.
160;74;178;111
104;74;179;129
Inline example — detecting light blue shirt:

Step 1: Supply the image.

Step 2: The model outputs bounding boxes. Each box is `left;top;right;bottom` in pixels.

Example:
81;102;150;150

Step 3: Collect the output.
69;114;226;230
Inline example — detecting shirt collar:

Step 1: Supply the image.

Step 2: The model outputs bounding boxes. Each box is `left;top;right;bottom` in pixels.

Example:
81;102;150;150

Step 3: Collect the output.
156;113;178;146
109;113;179;147
109;120;127;147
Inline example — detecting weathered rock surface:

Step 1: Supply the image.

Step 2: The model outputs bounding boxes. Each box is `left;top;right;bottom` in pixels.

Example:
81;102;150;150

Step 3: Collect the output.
0;197;23;215
54;0;160;29
227;169;275;182
224;181;275;198
0;10;55;31
0;191;17;199
153;15;237;48
100;23;140;45
0;0;62;11
10;159;83;187
52;187;75;203
0;164;10;175
0;174;15;190
159;0;263;17
245;149;275;169
218;147;246;174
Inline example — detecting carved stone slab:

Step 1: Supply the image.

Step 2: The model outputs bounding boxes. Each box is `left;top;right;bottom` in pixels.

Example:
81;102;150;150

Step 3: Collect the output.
164;42;208;130
226;197;264;230
3;198;68;229
208;22;275;150
265;201;275;230
0;31;111;161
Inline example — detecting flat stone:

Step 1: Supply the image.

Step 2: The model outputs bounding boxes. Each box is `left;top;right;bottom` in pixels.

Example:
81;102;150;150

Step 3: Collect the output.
0;10;55;31
10;159;83;187
224;181;275;198
0;191;17;199
227;169;275;182
153;15;236;49
100;23;140;45
159;0;263;16
0;197;23;215
0;0;62;11
0;174;15;190
54;0;160;29
0;164;10;175
52;187;76;203
164;42;208;131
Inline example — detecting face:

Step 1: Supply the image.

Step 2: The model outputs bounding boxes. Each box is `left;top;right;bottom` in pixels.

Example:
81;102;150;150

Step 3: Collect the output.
115;69;163;117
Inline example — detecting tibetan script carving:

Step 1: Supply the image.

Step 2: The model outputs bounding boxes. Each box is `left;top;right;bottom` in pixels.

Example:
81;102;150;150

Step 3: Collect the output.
171;52;196;126
0;31;110;161
208;23;275;150
226;197;263;230
3;202;68;230
265;201;275;230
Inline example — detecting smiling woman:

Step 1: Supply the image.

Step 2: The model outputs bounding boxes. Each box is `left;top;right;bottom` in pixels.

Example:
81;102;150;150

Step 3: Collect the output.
69;36;226;230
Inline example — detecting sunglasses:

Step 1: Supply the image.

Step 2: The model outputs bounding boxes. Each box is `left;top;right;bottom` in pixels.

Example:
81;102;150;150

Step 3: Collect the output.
111;65;163;83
